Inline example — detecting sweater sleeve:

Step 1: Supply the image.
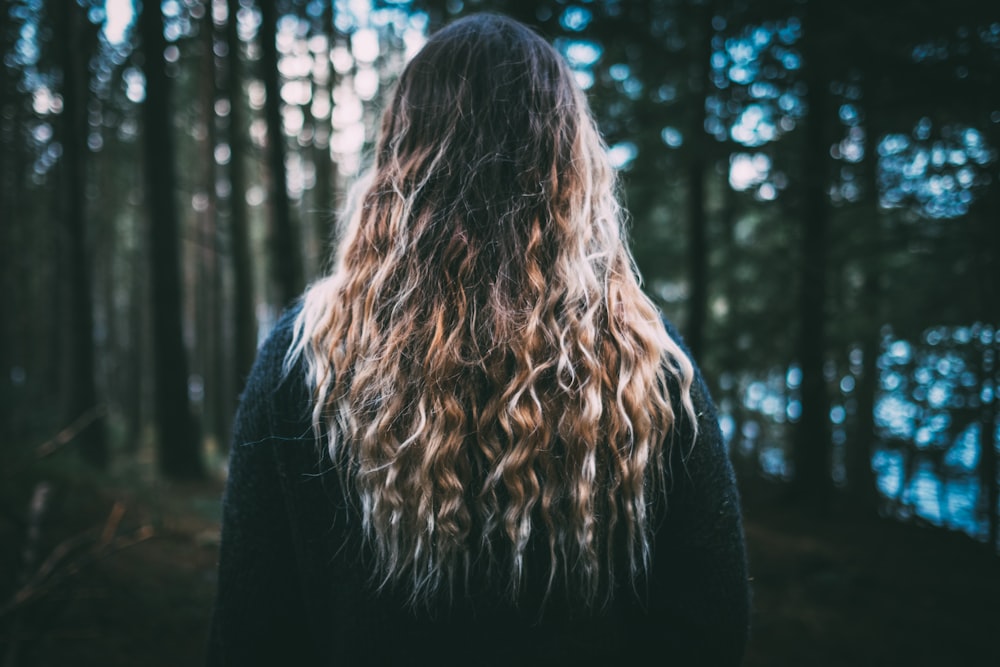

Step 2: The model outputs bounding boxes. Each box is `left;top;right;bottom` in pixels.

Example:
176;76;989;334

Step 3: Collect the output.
637;321;751;665
206;311;319;665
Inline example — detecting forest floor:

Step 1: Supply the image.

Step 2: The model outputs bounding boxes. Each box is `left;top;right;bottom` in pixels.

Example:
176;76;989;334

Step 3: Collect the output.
1;462;998;666
739;484;1000;667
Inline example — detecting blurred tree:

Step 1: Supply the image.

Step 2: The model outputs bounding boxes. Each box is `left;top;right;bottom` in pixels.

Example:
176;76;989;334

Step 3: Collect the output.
258;0;304;306
224;0;258;394
54;0;107;468
2;1;64;443
976;327;998;550
139;0;204;479
195;3;229;452
0;0;17;444
789;0;833;512
681;0;714;364
308;0;338;268
846;122;883;514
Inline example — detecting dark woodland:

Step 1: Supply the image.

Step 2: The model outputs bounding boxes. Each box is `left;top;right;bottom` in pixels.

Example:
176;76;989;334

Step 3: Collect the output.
1;0;998;664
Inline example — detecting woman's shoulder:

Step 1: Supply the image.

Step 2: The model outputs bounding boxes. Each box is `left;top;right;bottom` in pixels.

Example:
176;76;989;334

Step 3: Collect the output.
246;302;303;385
234;301;310;441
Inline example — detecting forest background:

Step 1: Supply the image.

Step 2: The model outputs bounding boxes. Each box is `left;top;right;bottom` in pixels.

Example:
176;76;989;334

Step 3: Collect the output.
1;0;998;664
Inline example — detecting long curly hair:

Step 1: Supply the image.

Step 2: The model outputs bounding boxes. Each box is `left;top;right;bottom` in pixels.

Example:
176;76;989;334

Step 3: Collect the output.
289;13;696;607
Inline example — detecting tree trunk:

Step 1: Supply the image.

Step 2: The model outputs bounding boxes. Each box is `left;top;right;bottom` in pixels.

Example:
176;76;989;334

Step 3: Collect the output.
972;196;1000;551
225;0;257;401
0;3;15;444
56;1;107;467
848;80;885;515
849;276;881;512
139;0;204;479
791;0;833;513
720;173;753;472
979;342;998;551
686;159;707;362
258;0;304;307
683;0;713;364
124;231;145;453
311;0;339;270
198;8;225;450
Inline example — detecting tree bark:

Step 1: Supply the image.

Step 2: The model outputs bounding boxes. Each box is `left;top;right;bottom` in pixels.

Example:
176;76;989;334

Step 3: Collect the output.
979;341;998;551
139;0;204;479
258;0;304;307
197;8;227;450
124;230;145;453
311;0;339;269
686;162;707;363
849;275;881;512
972;196;1000;551
225;0;257;398
847;76;886;515
791;0;833;513
0;2;15;444
56;1;107;467
683;1;713;364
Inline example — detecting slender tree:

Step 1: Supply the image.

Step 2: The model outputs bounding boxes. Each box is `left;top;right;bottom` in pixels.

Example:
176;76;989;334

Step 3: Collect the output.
224;0;257;394
846;64;888;514
0;0;17;443
682;0;715;363
55;0;107;467
258;0;304;307
849;270;881;512
790;0;833;512
139;0;204;479
125;209;147;453
310;0;338;266
196;6;228;450
978;334;998;551
971;192;1000;550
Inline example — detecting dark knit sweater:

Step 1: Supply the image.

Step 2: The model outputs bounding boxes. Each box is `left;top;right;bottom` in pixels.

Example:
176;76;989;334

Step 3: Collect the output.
206;306;750;666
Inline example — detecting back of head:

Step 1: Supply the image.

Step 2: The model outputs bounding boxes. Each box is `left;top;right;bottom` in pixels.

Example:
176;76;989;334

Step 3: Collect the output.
292;13;695;608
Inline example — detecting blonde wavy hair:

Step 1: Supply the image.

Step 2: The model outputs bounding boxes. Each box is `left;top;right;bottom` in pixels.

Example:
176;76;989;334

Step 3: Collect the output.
289;14;696;607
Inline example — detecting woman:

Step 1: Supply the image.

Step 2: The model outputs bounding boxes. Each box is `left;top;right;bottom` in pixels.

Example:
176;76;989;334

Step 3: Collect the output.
208;13;749;666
